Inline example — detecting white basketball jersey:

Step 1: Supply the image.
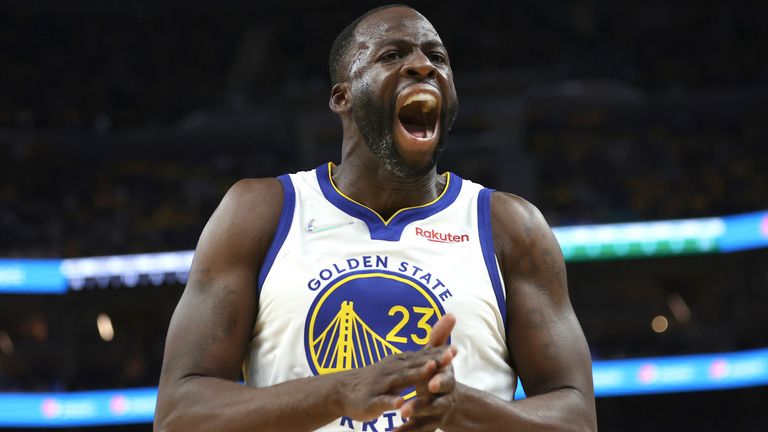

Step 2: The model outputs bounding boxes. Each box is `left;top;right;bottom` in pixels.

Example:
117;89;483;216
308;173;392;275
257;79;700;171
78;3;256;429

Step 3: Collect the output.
244;163;515;431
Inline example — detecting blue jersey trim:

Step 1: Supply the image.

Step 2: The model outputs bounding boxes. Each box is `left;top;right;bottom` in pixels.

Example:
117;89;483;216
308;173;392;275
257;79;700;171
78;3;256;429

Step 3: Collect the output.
478;188;508;332
257;175;296;294
315;163;463;241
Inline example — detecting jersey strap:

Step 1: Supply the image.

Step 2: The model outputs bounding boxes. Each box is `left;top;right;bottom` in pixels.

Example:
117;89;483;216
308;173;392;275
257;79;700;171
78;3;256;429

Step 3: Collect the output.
477;188;507;331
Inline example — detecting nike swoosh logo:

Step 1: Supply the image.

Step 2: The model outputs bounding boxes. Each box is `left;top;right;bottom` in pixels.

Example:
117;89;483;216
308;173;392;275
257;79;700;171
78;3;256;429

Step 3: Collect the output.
305;218;355;233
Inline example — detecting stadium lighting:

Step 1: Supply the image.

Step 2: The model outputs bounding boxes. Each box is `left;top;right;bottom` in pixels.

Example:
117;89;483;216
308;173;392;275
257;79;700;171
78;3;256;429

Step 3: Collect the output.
651;316;669;334
667;293;691;323
2;347;767;427
96;314;114;342
0;210;766;294
0;331;13;355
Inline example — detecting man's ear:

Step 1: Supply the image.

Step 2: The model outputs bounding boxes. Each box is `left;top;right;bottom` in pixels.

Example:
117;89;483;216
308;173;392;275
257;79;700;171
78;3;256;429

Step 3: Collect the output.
329;83;351;114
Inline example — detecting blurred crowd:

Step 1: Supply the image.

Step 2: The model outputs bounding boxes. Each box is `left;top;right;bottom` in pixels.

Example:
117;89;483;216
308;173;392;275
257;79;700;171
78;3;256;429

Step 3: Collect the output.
1;1;765;131
528;100;767;226
2;97;765;258
1;1;765;258
0;289;175;392
0;141;290;257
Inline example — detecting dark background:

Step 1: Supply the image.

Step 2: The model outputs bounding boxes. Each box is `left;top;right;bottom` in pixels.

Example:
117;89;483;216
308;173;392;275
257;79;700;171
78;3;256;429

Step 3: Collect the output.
1;0;767;430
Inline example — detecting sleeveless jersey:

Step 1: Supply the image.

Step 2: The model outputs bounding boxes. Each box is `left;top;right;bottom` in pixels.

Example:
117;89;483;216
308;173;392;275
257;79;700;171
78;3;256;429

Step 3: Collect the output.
244;163;515;431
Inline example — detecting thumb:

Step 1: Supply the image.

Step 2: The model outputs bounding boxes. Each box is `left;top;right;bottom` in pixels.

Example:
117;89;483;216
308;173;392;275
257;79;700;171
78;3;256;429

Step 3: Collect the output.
429;313;456;347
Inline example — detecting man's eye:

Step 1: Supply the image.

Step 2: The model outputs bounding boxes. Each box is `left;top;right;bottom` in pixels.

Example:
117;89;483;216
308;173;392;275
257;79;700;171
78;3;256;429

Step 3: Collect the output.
429;53;446;63
381;51;402;61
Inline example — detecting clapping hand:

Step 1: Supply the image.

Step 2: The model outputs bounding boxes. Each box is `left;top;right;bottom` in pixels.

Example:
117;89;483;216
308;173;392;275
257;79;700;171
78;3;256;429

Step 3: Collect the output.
396;313;458;432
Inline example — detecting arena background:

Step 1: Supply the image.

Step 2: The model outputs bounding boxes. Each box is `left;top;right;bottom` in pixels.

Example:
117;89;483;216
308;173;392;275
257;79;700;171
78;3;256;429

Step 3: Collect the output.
1;0;767;430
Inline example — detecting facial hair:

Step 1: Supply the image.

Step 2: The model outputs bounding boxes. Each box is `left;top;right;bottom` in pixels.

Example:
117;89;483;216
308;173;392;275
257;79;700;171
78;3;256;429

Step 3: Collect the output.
351;85;458;179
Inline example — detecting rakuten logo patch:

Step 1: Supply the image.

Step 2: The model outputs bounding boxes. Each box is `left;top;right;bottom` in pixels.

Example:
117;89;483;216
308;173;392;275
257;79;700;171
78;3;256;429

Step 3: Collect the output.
415;227;470;244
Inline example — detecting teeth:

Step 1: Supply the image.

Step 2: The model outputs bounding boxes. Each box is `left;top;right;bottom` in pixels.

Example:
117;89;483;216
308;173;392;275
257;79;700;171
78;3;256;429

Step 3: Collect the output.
403;92;437;112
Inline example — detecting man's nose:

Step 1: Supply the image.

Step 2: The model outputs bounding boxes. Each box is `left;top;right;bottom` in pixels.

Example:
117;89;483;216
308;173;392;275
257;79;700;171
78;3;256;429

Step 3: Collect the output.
401;51;436;80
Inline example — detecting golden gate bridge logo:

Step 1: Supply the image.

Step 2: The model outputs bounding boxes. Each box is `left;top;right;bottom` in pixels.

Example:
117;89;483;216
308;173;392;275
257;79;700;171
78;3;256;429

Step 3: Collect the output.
311;300;401;373
305;272;445;377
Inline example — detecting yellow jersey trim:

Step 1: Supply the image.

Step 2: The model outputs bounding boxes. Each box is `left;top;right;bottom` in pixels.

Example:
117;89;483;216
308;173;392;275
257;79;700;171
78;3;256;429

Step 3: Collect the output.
326;162;451;226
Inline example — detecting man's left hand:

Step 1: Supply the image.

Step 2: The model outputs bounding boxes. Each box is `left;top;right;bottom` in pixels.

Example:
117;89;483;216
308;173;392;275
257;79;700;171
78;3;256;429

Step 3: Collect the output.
396;314;459;431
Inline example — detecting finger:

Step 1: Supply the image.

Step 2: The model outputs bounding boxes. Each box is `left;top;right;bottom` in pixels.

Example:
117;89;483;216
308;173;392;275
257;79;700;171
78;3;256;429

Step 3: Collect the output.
428;313;456;347
401;394;451;420
428;368;455;394
385;350;445;389
394;414;442;432
422;358;438;377
400;399;416;419
392;346;450;366
394;397;407;409
400;392;438;419
369;394;406;414
413;366;435;400
437;345;458;368
411;350;451;397
387;361;435;390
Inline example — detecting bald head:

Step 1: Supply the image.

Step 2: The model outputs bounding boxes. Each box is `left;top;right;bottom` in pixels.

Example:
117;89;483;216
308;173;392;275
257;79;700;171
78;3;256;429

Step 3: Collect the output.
326;4;456;178
328;4;423;84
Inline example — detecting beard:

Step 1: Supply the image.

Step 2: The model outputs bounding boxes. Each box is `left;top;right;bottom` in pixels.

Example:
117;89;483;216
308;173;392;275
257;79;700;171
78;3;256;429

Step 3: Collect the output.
351;85;458;179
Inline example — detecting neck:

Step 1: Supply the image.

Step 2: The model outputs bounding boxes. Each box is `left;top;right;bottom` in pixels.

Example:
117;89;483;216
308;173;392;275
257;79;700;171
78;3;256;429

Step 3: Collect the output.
332;137;445;220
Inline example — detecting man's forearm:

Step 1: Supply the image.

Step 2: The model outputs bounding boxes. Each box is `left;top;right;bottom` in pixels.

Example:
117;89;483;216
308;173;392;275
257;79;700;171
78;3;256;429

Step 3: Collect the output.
444;383;596;432
155;346;453;432
155;374;343;432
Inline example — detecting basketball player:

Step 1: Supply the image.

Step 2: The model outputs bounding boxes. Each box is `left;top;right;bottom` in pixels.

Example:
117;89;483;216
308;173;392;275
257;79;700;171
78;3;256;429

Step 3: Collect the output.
155;5;596;432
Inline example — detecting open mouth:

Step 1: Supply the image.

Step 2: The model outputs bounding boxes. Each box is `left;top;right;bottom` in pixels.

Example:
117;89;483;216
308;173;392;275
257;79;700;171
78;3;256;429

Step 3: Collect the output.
396;86;441;141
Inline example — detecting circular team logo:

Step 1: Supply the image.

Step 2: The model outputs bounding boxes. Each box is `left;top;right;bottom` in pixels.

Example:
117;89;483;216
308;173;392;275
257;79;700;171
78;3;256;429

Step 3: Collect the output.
304;270;446;380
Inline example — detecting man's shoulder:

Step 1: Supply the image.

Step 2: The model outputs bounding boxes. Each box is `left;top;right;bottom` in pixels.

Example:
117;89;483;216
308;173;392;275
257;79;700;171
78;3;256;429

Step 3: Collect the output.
192;177;287;274
217;177;285;228
459;177;537;219
489;190;553;253
490;191;542;229
221;177;283;212
228;177;283;199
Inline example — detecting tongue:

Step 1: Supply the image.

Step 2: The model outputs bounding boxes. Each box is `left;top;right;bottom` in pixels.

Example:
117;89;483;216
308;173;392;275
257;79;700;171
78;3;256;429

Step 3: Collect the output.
403;123;428;138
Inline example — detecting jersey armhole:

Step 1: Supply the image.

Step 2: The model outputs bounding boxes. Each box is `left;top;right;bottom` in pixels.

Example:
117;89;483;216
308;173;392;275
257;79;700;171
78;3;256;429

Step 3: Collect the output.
257;175;296;296
477;188;508;333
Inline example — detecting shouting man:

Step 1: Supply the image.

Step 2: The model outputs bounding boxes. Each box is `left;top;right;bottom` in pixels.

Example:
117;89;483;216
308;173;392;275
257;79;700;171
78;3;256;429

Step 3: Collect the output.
155;5;597;432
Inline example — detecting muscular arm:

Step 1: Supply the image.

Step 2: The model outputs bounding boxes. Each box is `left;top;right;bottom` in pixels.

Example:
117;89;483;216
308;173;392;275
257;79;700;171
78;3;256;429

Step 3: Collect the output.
435;192;597;432
154;179;453;432
496;192;596;430
154;178;337;431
